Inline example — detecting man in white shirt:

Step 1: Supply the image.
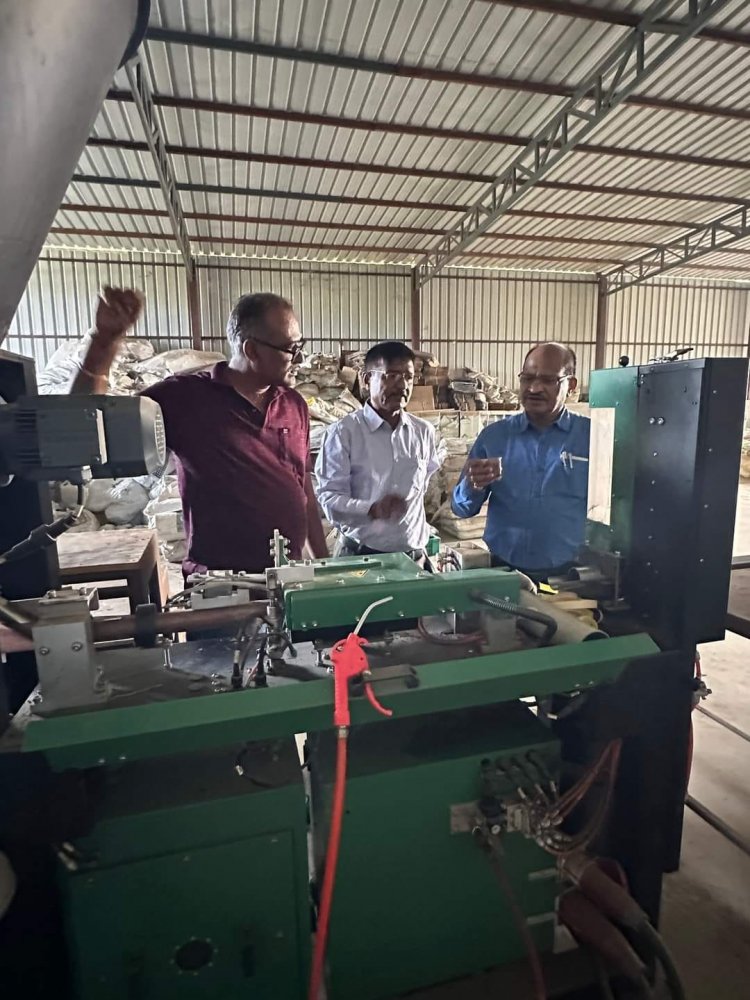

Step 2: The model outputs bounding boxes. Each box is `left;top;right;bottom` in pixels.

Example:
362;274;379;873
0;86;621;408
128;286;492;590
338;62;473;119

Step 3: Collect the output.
315;342;443;561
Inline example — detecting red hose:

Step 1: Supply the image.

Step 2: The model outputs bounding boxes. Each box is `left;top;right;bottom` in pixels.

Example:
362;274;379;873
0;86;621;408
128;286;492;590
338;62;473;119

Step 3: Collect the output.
308;731;348;1000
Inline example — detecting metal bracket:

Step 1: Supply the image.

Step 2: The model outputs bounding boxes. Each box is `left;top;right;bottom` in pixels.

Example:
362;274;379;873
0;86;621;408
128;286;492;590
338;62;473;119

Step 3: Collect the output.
124;55;194;276
416;0;736;286
349;663;419;698
604;204;750;293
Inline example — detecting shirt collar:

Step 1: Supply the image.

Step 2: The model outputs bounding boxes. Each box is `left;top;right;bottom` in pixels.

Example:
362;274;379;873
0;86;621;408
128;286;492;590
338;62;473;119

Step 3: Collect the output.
212;361;282;404
362;401;410;432
519;406;572;432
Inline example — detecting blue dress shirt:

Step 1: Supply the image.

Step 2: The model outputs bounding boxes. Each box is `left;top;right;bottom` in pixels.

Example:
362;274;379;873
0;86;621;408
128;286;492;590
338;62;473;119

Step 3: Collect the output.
451;409;590;571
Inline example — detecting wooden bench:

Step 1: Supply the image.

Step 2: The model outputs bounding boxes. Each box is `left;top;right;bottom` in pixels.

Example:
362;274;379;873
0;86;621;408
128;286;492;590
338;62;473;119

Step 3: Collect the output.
56;528;169;613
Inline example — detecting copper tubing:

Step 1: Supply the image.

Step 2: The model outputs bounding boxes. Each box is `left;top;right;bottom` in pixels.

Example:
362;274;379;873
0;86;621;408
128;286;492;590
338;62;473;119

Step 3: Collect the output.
561;853;644;930
91;600;269;643
558;890;646;983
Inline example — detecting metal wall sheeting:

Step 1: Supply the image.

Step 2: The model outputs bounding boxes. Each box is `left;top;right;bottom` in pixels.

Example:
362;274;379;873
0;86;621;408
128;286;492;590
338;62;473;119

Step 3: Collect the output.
604;279;750;368
6;253;750;384
197;260;409;357
420;269;598;388
6;249;190;365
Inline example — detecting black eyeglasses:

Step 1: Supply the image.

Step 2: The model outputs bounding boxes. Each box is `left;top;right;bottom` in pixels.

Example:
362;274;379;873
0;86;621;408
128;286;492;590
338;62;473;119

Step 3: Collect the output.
250;336;306;359
517;372;569;388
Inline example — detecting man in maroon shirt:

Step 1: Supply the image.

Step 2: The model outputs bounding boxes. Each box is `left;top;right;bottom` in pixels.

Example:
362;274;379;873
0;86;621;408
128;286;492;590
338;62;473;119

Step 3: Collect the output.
71;287;328;575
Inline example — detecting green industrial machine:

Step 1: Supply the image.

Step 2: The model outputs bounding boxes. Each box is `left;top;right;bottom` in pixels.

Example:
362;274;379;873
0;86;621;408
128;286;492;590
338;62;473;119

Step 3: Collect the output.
2;355;747;1000
61;742;309;1000
7;551;655;1000
309;703;560;1000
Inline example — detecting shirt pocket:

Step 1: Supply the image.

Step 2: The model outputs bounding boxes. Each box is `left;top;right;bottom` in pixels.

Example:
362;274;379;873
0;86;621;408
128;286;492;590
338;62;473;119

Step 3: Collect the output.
400;457;428;497
555;456;588;500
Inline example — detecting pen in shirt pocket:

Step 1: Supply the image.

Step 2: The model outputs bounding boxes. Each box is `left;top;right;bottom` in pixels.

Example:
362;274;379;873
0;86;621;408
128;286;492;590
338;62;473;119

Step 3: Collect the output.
560;450;589;471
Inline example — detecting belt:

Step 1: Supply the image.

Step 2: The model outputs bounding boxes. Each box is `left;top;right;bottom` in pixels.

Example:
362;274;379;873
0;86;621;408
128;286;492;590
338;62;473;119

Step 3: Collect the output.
342;539;425;562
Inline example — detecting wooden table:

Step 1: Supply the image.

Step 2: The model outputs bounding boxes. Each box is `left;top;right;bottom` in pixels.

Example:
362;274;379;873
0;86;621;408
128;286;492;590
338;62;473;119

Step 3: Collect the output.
56;528;169;612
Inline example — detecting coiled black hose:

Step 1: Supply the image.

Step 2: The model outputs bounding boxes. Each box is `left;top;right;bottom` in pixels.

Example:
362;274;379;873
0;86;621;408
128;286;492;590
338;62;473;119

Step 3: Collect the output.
470;590;558;647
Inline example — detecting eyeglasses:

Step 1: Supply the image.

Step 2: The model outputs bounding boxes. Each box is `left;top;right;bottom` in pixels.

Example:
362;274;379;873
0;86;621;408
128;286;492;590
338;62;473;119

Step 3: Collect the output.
377;370;415;382
250;336;306;360
518;372;569;388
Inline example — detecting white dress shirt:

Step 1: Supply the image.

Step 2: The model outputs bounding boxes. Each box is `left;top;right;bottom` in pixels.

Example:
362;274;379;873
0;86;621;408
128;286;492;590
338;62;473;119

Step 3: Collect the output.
315;403;444;551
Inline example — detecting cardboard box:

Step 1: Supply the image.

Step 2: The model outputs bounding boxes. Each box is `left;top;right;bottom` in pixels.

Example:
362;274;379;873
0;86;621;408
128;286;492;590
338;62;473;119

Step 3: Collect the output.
406;386;436;412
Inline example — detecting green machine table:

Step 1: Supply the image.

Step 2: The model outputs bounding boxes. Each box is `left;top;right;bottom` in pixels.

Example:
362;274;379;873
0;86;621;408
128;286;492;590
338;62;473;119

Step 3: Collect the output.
15;558;657;1000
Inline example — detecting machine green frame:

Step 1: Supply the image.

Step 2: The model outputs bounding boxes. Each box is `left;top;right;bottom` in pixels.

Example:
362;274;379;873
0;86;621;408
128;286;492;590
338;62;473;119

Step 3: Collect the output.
282;555;520;631
24;633;656;770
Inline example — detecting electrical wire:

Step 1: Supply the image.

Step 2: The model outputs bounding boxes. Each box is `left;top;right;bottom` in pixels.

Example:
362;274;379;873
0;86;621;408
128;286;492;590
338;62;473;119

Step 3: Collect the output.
636;923;686;1000
308;732;348;1000
591;952;616;1000
234;745;274;788
470;590;557;646
552;741;621;821
0;482;87;567
537;742;622;858
474;828;547;1000
307;594;393;1000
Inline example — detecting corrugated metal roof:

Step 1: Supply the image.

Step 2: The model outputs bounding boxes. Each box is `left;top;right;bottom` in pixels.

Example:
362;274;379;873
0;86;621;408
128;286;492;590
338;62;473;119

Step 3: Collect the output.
45;0;750;281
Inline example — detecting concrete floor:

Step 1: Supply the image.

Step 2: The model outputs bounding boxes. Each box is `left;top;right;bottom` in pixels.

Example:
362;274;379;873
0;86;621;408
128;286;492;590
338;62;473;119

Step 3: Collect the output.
659;484;750;998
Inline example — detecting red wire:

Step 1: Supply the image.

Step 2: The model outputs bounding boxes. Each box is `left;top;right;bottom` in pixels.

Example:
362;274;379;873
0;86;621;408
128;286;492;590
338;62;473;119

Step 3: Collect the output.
308;732;348;1000
483;837;547;1000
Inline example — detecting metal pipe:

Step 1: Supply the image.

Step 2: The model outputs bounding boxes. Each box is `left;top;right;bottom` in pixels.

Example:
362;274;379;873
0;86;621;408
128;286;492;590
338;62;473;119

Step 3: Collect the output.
0;596;32;638
0;0;147;341
594;277;609;370
67;173;750;221
91;601;268;644
86;138;496;184
695;705;750;745
685;795;750;860
54;223;750;277
106;90;750;174
518;591;608;644
69;175;467;214
538;179;750;210
410;270;421;351
49;227;631;269
187;269;202;350
62;199;734;243
480;1;750;49
145;27;749;121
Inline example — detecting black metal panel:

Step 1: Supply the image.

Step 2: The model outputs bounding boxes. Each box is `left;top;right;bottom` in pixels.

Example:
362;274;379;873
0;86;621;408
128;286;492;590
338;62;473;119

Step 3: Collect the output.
556;646;694;924
0;349;58;599
0;350;58;717
627;357;746;649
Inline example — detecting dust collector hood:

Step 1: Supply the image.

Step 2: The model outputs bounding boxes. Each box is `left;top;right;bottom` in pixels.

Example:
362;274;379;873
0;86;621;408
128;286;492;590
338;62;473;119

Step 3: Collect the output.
0;0;150;342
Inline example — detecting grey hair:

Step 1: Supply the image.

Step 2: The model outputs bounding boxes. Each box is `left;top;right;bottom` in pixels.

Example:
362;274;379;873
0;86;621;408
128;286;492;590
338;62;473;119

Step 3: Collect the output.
225;292;294;354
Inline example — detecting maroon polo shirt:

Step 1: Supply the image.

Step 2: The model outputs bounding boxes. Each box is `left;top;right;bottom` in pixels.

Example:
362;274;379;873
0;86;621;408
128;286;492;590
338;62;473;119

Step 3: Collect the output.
141;362;309;574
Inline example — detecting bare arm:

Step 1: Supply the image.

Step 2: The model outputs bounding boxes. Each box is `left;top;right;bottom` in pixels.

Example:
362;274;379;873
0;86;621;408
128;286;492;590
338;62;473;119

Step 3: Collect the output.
70;287;144;394
305;469;329;559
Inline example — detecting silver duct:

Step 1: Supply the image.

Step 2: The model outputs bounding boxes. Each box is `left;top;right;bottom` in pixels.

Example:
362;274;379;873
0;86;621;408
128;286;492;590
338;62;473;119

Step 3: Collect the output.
0;0;147;341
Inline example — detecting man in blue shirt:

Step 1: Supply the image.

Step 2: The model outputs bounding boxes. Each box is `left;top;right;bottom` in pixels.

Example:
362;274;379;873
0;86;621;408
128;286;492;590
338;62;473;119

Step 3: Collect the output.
451;342;590;581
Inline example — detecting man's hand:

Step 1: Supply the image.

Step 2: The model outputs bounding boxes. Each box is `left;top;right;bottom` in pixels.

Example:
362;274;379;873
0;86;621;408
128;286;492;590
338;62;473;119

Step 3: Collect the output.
94;286;144;341
368;494;407;521
465;458;502;491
